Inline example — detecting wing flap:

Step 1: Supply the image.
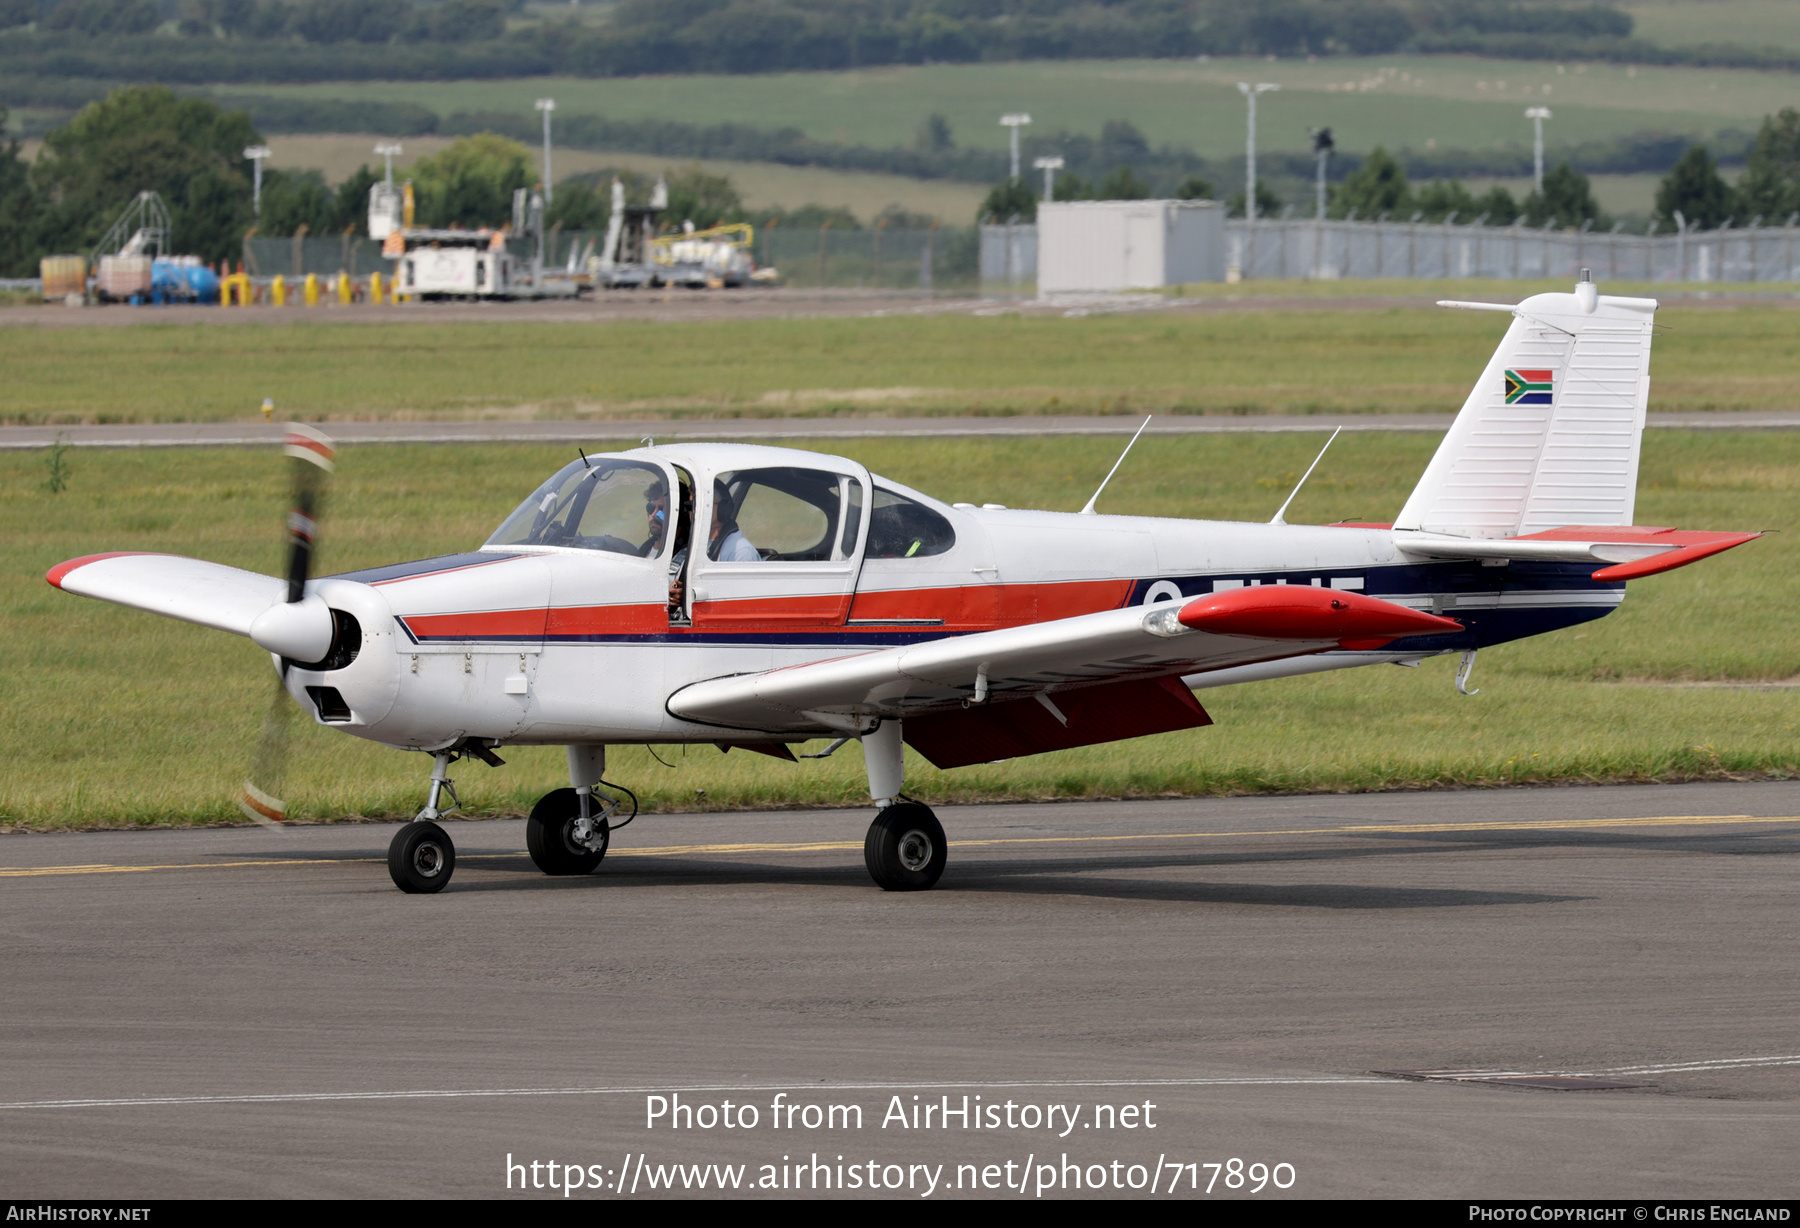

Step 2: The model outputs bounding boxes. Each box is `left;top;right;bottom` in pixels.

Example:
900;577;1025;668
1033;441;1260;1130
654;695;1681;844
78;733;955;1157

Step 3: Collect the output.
48;552;285;637
904;675;1212;769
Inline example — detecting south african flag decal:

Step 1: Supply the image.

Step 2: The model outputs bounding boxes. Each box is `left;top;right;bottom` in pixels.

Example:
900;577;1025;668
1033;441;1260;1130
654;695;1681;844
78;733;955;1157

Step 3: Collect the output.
1505;368;1554;405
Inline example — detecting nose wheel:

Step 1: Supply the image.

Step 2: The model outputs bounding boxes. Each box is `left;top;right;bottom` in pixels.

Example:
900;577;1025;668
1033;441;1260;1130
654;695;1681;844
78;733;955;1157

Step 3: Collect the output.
864;802;946;892
388;821;456;893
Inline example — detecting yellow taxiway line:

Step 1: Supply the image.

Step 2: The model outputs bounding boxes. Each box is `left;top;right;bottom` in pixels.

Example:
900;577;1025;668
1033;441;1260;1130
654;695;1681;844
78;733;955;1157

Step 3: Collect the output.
0;813;1792;878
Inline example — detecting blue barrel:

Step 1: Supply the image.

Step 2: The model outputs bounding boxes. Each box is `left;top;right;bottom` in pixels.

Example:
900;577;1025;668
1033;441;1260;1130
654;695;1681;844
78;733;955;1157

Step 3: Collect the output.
184;263;220;304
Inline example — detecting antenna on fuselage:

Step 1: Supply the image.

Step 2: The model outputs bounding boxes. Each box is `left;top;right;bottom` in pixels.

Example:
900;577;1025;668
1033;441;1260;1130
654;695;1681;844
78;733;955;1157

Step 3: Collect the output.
1079;415;1152;516
1270;426;1342;526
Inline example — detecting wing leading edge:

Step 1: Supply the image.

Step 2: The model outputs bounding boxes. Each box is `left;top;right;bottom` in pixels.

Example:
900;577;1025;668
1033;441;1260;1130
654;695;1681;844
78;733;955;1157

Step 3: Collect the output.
47;552;286;636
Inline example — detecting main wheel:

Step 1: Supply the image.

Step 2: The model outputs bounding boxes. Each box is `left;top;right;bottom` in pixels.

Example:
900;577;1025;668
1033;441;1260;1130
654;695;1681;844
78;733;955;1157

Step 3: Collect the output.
864;802;946;892
388;821;455;894
526;787;609;876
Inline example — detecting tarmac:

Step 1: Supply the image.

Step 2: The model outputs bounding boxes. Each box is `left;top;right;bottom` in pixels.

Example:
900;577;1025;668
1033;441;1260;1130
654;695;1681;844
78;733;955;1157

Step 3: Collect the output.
3;781;1797;1198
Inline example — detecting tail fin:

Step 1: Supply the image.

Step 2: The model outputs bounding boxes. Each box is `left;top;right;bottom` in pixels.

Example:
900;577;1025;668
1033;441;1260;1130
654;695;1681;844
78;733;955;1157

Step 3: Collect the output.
1395;275;1657;539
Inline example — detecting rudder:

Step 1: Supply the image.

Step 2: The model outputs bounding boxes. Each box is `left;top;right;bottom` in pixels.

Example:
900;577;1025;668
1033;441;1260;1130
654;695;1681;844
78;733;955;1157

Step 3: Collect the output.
1395;274;1657;539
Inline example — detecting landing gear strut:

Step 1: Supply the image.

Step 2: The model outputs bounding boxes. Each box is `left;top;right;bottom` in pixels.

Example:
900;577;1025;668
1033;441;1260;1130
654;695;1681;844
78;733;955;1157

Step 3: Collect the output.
526;745;632;878
389;749;460;893
859;718;947;891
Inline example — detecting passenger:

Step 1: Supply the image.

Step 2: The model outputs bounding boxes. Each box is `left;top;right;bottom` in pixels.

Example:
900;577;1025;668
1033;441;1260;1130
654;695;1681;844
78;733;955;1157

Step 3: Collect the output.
709;481;760;562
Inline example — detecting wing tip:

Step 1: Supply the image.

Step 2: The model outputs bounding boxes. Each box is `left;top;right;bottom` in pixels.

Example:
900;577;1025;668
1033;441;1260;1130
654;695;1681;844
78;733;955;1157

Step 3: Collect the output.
45;551;159;591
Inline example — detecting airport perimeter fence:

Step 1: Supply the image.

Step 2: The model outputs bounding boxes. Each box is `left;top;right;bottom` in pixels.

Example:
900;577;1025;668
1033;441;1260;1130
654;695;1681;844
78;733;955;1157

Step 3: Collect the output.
757;225;979;291
1228;217;1800;283
241;228;981;291
971;218;1800;292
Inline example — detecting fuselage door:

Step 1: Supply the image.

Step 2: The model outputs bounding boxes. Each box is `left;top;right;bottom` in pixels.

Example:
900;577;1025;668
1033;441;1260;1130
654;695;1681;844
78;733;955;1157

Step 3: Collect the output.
687;462;870;630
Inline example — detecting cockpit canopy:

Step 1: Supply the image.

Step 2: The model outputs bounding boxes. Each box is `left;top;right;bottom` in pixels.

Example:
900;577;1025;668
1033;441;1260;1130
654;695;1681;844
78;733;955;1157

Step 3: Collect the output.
486;458;666;556
485;452;958;561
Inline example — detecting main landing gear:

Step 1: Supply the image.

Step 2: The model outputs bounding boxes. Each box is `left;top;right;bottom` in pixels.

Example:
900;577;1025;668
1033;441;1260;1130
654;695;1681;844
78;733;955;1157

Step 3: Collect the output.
524;745;634;878
859;718;946;892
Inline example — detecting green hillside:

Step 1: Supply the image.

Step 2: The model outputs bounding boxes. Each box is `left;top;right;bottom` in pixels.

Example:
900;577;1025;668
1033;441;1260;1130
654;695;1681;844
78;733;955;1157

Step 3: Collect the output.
229;54;1794;162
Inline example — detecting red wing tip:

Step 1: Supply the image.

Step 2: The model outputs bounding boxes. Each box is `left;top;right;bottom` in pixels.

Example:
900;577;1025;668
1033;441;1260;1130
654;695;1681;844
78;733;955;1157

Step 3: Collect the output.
45;551;160;590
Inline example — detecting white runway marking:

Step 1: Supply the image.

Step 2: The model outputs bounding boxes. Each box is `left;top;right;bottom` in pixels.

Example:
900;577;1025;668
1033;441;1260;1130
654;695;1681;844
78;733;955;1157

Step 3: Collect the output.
8;1055;1798;1111
0;1075;1391;1112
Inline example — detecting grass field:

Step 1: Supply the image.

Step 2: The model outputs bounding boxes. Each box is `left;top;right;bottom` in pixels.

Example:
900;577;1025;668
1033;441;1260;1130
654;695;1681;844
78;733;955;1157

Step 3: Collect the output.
229;55;1800;163
254;134;988;221
5;300;1800;425
1623;0;1800;52
0;431;1793;830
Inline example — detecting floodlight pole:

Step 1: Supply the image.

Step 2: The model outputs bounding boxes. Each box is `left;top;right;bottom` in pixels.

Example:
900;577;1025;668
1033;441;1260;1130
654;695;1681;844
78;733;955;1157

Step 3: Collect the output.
1308;127;1334;219
1000;113;1031;181
374;141;403;188
535;98;556;204
1034;155;1064;200
1237;83;1278;221
243;145;271;217
1526;106;1553;195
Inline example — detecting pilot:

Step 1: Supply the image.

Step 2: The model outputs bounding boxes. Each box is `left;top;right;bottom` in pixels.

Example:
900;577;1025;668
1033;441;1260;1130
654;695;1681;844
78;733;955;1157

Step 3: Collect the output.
708;481;760;562
642;479;690;557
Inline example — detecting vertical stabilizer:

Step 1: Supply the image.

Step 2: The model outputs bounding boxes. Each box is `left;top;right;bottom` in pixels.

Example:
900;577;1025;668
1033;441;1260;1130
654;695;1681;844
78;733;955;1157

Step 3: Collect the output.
1395;277;1657;538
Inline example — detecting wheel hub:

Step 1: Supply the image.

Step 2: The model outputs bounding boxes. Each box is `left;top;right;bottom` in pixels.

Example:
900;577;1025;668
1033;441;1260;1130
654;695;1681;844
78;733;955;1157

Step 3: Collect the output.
411;841;445;877
897;830;933;872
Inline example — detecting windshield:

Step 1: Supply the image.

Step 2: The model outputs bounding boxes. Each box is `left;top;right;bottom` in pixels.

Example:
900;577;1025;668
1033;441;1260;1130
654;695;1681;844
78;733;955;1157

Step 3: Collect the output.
486;459;670;556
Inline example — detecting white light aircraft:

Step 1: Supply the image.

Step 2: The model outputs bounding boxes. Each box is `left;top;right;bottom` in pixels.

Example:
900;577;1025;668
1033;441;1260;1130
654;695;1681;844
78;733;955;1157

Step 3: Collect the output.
48;275;1760;894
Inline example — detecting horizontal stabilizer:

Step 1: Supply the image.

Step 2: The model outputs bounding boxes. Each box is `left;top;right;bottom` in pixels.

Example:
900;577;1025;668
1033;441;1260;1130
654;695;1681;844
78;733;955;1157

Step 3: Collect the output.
1395;526;1761;580
47;552;285;636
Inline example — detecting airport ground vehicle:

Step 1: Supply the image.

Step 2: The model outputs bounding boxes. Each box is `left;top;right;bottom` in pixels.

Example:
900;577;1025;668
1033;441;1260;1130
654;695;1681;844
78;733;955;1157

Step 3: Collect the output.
47;276;1759;894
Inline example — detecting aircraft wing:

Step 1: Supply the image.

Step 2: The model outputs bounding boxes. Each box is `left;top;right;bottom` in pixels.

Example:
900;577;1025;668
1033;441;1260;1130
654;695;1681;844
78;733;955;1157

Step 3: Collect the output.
668;586;1461;768
47;552;285;636
1395;526;1761;581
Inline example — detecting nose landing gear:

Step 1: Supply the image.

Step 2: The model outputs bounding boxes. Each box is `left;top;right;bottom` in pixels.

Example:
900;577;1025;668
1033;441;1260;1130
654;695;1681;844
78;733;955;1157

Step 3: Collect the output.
388;748;465;893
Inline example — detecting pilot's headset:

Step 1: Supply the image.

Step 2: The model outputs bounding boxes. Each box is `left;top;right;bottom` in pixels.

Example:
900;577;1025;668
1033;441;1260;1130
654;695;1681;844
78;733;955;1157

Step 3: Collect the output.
712;480;741;530
709;479;741;558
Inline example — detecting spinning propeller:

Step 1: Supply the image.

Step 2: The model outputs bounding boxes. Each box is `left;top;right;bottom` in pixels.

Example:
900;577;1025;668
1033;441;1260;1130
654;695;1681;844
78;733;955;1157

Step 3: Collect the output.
238;424;337;827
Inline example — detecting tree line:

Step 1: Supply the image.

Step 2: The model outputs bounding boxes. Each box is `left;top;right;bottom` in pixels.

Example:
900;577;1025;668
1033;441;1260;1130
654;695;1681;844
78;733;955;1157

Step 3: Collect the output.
5;0;1788;83
0;87;942;276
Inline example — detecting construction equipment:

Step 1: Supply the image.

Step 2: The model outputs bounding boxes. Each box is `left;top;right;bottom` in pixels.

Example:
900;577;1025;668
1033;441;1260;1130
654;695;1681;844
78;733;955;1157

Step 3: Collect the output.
651;221;756;288
592;175;666;288
91;191;169;302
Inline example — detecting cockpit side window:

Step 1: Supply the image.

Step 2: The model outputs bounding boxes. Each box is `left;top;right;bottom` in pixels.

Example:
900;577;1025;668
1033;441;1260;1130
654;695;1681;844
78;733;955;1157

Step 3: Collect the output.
486;459;670;556
868;487;956;558
713;467;864;562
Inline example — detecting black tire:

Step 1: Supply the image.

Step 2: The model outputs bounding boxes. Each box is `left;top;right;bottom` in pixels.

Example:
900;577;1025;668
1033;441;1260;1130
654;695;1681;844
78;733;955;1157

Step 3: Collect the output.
388;821;455;894
864;802;946;892
526;787;608;876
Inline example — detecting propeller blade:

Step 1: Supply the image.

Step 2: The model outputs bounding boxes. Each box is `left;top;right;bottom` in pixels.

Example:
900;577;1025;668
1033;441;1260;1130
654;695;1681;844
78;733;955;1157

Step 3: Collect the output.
283;424;334;605
237;424;335;828
238;677;293;828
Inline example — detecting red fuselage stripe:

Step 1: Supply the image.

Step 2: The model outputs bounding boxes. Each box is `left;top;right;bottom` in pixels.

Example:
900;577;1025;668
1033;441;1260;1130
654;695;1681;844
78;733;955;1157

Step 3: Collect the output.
399;579;1139;640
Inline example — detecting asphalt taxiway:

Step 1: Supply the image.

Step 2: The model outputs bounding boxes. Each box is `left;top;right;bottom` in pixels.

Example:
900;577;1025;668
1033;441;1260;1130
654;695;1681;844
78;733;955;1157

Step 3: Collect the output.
2;781;1797;1199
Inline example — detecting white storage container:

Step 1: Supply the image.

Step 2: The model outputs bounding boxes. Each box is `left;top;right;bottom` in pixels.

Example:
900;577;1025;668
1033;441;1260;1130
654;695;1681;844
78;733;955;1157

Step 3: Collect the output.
1037;201;1224;294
